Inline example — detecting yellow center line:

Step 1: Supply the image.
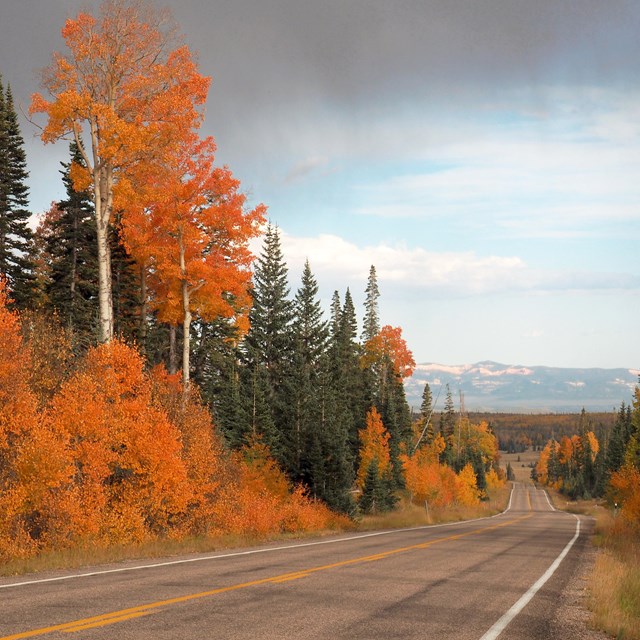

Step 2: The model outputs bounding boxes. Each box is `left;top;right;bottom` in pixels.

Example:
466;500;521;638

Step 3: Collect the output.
1;513;532;640
62;611;153;633
527;490;532;511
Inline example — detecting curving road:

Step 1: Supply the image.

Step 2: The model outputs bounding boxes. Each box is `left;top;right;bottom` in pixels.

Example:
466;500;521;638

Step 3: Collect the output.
0;483;590;640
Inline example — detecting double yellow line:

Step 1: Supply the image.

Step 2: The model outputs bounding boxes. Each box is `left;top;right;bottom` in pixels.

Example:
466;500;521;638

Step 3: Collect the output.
2;513;532;639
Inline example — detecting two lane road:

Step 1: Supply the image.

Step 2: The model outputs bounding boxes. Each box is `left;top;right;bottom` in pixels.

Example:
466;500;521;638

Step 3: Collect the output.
0;483;589;639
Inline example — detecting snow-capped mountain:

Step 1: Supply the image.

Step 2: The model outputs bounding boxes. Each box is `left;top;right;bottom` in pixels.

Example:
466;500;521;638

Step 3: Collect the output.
404;361;640;412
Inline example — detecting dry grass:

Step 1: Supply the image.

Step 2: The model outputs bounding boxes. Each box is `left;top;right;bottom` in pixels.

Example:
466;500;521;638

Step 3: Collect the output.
500;449;539;484
588;510;640;640
356;485;512;531
0;526;357;578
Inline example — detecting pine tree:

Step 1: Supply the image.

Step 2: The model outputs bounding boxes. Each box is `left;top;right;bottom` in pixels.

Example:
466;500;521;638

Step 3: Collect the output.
289;260;329;481
0;79;34;307
362;265;380;343
333;288;365;458
108;220;140;343
605;402;633;476
244;224;295;465
440;384;457;456
415;382;435;447
41;143;98;348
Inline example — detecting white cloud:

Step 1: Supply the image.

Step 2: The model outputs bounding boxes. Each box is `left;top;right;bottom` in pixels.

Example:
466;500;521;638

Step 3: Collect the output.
274;231;640;297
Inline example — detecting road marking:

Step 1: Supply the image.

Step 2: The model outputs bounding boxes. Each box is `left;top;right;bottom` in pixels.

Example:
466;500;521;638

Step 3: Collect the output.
527;489;532;511
0;514;531;639
62;611;153;633
478;514;581;640
0;483;516;592
542;489;556;511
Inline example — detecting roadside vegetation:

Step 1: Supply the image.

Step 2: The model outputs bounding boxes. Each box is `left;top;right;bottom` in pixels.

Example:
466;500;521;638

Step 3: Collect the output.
532;390;640;640
590;508;640;640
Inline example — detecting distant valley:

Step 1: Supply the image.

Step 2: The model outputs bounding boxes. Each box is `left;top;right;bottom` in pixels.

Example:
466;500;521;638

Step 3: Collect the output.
404;361;640;413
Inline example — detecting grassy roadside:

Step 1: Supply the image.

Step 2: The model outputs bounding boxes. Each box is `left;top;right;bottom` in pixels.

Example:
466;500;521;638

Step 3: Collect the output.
544;488;640;640
0;485;511;578
589;510;640;640
356;485;511;531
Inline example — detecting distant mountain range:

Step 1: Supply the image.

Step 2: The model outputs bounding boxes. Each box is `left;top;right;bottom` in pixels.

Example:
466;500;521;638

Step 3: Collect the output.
404;361;640;413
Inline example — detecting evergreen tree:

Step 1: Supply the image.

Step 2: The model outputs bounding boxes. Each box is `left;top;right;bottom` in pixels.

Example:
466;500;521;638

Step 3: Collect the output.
0;79;34;307
605;402;633;476
361;265;380;343
288;260;329;480
190;318;250;448
42;143;98;348
332;288;365;458
414;382;435;448
244;224;295;464
110;220;140;343
440;384;457;459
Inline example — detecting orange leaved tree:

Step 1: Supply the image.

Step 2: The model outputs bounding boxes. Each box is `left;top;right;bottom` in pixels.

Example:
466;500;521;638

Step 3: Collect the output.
122;133;265;389
31;0;210;342
43;340;192;544
361;324;416;380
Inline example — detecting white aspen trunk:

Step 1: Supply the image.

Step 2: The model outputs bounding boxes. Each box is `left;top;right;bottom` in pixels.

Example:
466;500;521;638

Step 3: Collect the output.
179;234;191;391
95;206;113;343
182;280;191;390
168;325;177;375
87;118;114;343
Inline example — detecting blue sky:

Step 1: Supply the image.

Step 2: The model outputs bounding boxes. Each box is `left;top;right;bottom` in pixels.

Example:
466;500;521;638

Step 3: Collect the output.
1;0;639;369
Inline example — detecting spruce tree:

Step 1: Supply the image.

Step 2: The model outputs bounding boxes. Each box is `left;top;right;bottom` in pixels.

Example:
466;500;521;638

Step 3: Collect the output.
244;224;295;465
362;265;380;343
605;402;633;476
414;382;435;448
440;384;457;459
288;260;329;480
110;220;140;343
43;143;98;348
333;288;365;457
0;79;34;307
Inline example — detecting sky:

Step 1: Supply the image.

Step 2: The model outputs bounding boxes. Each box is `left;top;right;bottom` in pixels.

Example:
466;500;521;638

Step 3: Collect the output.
1;0;639;369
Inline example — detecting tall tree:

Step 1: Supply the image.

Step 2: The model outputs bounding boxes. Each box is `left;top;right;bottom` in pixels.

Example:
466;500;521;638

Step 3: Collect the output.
244;224;294;459
288;260;329;480
362;265;380;343
0;79;34;307
440;384;457;460
40;143;98;347
122;134;265;390
31;0;210;342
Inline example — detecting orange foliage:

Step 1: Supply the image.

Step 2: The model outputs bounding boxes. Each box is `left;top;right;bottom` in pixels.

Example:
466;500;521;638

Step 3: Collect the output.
217;439;345;537
401;435;483;508
456;463;481;506
357;408;392;490
0;282;42;559
122;133;265;332
30;1;209;193
361;325;415;378
42;340;192;544
609;466;640;534
485;467;505;491
0;288;346;559
0;282;37;443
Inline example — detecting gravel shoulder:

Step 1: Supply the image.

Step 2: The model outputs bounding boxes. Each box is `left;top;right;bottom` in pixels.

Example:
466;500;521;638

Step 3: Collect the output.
549;528;610;640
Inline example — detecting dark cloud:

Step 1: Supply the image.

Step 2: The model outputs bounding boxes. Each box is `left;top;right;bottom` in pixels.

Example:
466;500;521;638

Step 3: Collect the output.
3;0;640;211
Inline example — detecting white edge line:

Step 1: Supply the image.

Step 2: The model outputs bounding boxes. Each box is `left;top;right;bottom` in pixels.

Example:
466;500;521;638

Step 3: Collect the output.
542;489;556;511
0;484;517;591
478;514;581;640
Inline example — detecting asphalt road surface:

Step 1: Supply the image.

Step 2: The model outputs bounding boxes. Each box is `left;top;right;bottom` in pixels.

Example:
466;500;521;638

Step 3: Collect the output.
0;483;591;640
